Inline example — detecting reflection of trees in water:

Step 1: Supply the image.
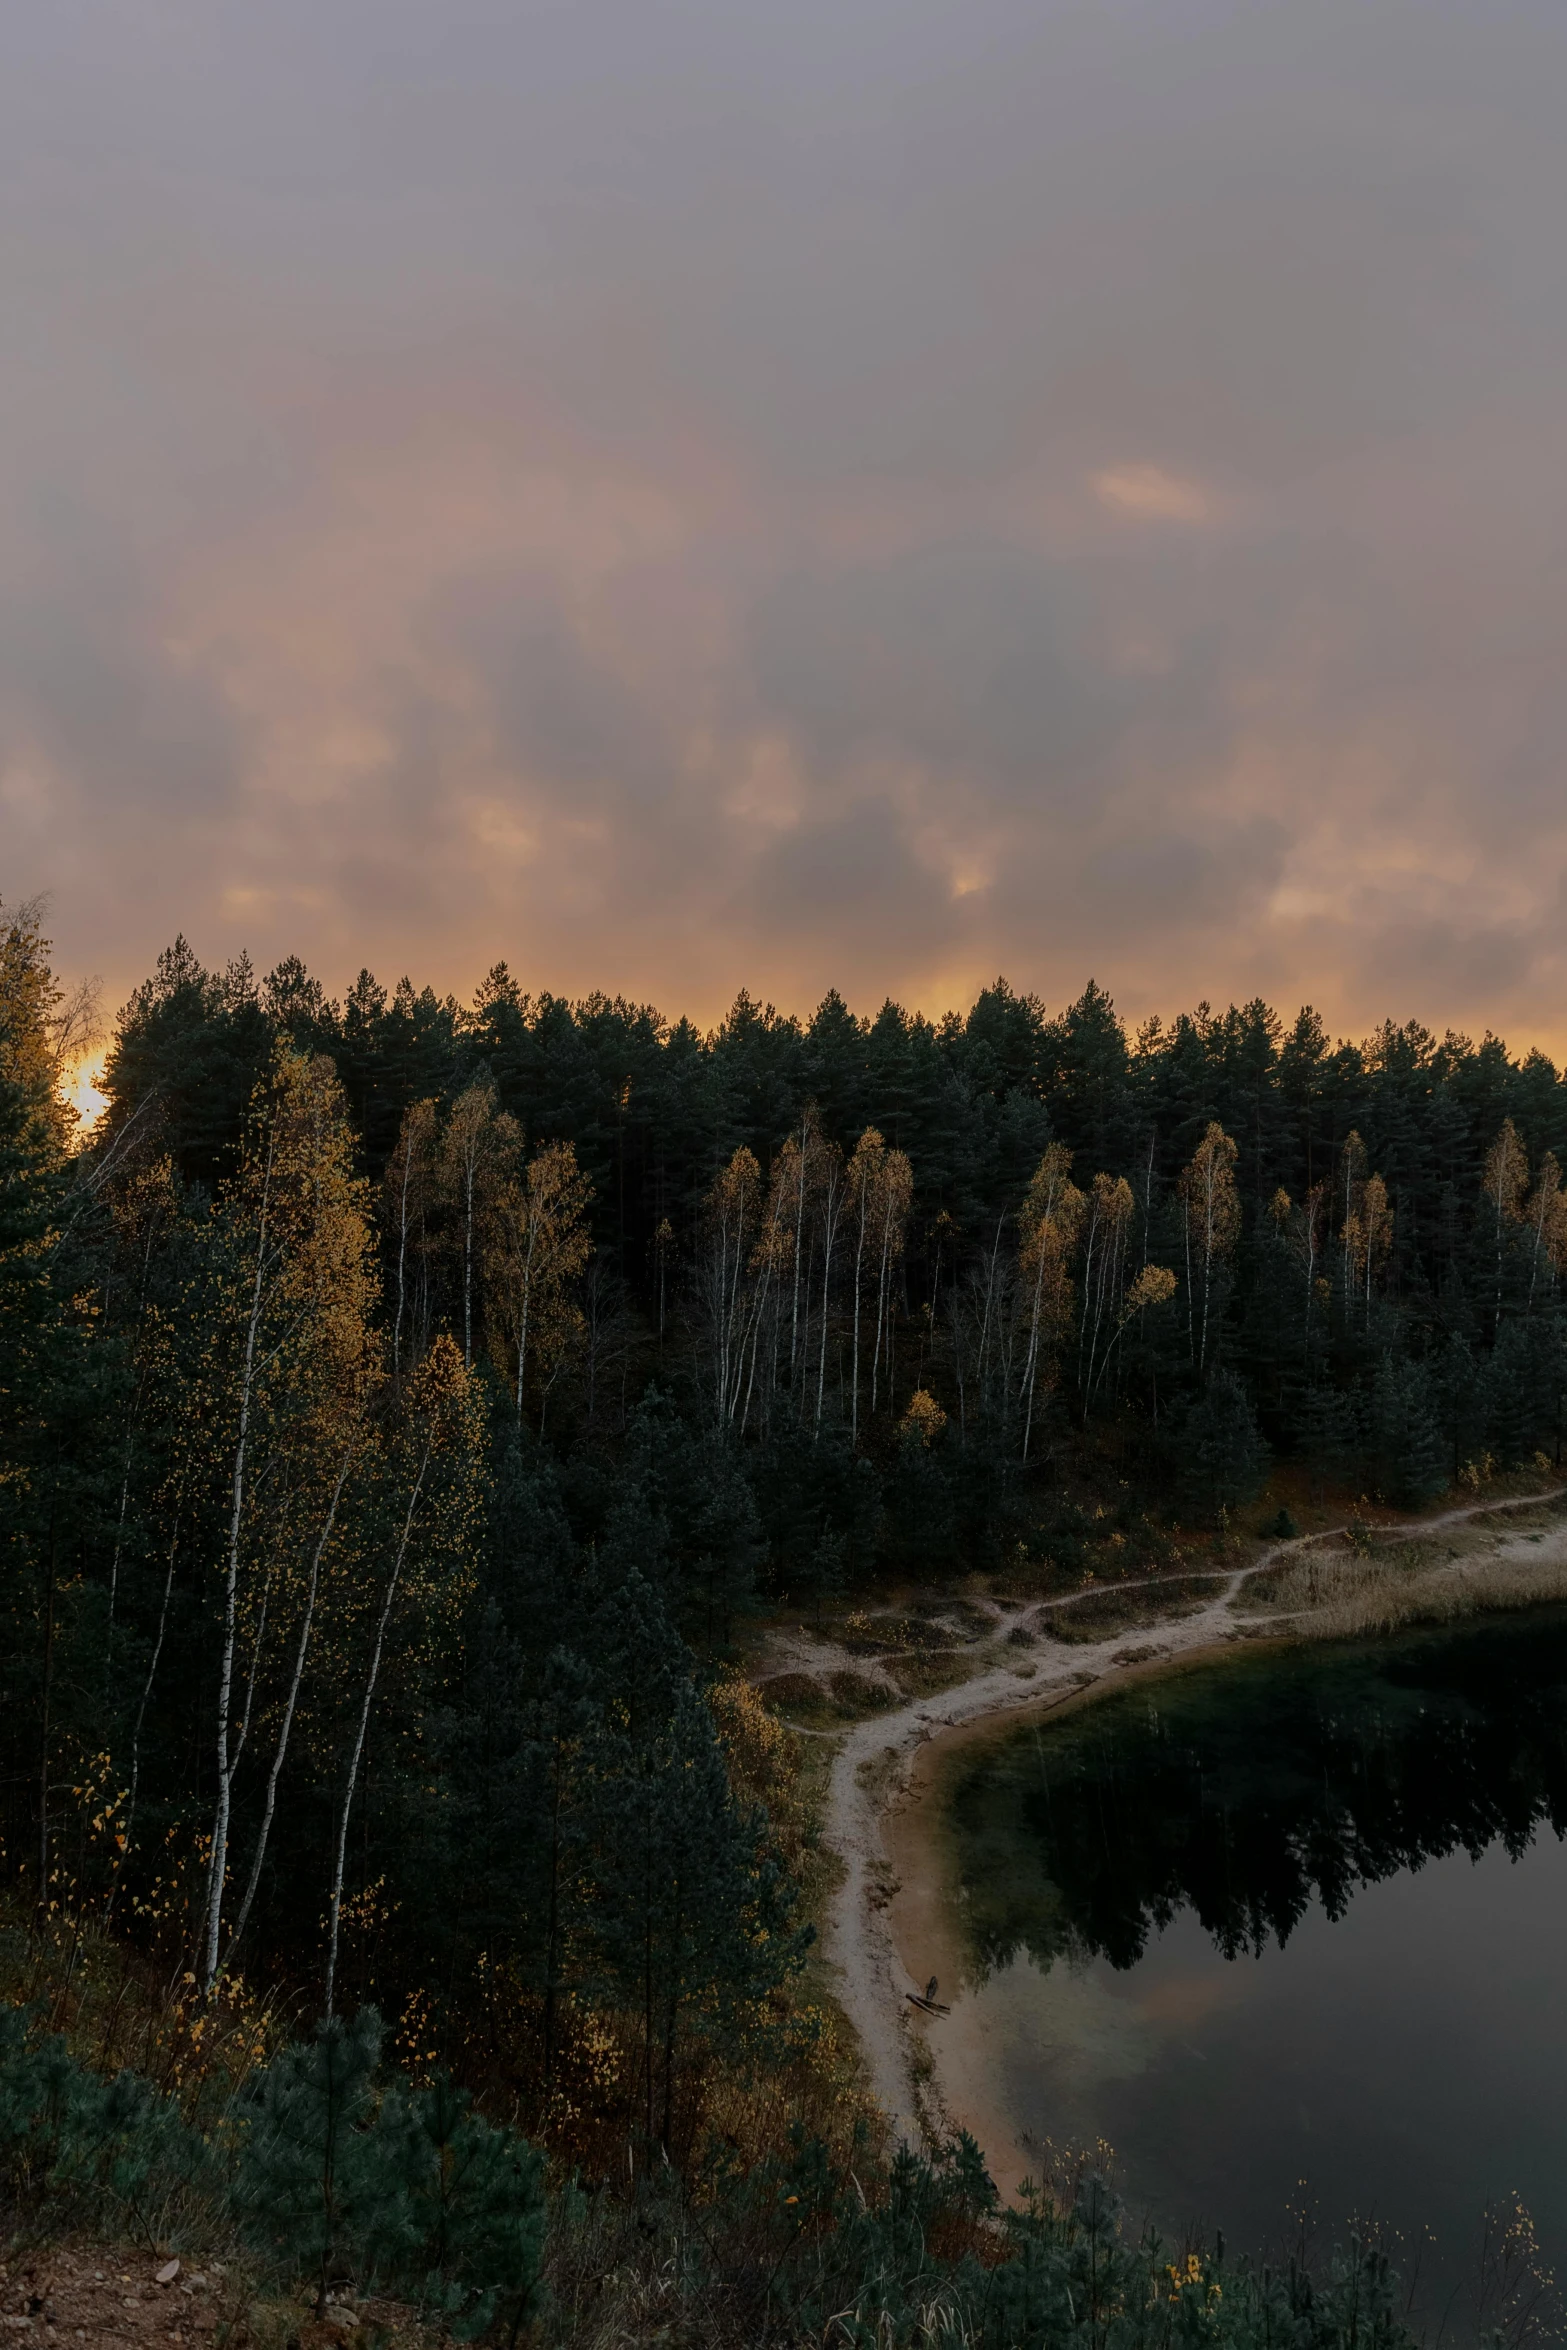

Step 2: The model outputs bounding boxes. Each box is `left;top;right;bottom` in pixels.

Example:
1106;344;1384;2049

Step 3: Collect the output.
950;1612;1567;1976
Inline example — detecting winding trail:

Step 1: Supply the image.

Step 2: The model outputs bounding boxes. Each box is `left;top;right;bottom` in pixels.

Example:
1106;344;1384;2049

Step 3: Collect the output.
809;1487;1567;2148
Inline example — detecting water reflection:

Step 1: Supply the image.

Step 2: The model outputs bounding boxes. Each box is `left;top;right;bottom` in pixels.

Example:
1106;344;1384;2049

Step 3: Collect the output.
951;1610;1567;1977
942;1610;1567;2293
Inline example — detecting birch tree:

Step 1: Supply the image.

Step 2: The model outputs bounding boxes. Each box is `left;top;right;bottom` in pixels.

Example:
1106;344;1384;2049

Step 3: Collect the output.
1482;1119;1528;1337
384;1097;438;1383
1017;1145;1084;1459
1524;1151;1567;1312
1335;1131;1368;1318
812;1138;847;1436
485;1139;593;1426
196;1047;379;1994
701;1146;762;1431
1272;1180;1328;1352
845;1129;888;1445
440;1080;508;1371
324;1333;483;2015
1179;1123;1239;1376
869;1144;912;1417
1343;1168;1393;1329
1079;1172;1136;1411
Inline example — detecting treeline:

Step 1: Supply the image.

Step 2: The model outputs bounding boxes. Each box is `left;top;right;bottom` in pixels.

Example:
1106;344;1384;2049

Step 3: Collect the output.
98;929;1567;1520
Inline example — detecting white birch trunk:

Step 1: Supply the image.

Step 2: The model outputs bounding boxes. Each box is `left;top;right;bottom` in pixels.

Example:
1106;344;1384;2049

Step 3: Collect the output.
324;1449;428;2018
201;1135;275;1995
227;1454;353;1965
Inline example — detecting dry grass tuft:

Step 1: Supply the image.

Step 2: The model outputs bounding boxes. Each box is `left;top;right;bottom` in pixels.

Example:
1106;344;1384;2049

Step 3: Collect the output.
1245;1541;1567;1642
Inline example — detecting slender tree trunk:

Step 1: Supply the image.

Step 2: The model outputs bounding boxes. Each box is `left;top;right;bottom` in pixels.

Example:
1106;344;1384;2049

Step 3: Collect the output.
228;1455;353;1966
203;1139;275;1994
642;1801;655;2149
394;1146;415;1382
515;1223;537;1425
815;1182;841;1436
975;1215;1005;1413
113;1521;180;1921
790;1119;808;1380
871;1218;889;1414
36;1501;58;1925
105;1400;140;1647
463;1161;476;1368
850;1207;868;1443
542;1739;563;2112
324;1449;428;2017
1021;1267;1044;1461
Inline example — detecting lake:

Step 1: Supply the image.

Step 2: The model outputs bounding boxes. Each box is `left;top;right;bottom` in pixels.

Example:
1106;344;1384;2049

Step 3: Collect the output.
938;1610;1567;2310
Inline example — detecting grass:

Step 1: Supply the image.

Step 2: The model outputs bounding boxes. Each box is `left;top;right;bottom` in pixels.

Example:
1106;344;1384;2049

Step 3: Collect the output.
1233;1507;1567;1643
1038;1576;1217;1644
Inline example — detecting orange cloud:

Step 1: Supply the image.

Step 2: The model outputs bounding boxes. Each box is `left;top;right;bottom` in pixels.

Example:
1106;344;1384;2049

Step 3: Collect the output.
1093;466;1211;522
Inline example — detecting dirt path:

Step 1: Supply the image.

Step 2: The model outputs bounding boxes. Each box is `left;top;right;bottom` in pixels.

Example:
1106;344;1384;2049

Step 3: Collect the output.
809;1486;1567;2152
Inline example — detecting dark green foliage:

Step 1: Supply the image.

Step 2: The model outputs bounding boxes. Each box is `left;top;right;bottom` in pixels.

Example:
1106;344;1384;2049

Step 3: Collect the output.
383;2072;546;2340
15;923;1567;2332
230;2012;549;2326
1177;1373;1269;1521
97;940;274;1193
235;2009;401;2307
0;2009;209;2240
1361;1355;1445;1507
586;1579;810;2150
2;2003;1420;2350
1432;1332;1487;1484
1;2005;548;2327
883;1415;959;1574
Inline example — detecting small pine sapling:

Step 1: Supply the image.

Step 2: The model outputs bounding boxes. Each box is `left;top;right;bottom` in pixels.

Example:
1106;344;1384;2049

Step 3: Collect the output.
383;2072;546;2342
235;2008;410;2316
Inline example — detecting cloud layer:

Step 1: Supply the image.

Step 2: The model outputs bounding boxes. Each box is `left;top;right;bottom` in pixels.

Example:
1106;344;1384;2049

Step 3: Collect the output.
6;0;1567;1049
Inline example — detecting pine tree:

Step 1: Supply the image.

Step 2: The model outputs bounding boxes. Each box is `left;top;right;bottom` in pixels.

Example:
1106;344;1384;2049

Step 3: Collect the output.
1362;1354;1444;1506
1433;1332;1486;1484
585;1573;806;2153
1298;1382;1357;1501
1177;1371;1268;1521
383;2073;545;2342
236;2009;407;2316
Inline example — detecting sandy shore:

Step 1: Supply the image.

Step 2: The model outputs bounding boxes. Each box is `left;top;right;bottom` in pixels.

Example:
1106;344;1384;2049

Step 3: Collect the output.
812;1486;1567;2172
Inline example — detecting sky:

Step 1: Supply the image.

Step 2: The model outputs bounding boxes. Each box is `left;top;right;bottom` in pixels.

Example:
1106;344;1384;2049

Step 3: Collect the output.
5;0;1567;1066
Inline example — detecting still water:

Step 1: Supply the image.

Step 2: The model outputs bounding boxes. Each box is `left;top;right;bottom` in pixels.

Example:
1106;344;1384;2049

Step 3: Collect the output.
942;1611;1567;2290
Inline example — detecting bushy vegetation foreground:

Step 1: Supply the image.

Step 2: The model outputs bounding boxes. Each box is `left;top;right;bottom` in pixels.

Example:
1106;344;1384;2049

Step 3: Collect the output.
4;1996;1429;2350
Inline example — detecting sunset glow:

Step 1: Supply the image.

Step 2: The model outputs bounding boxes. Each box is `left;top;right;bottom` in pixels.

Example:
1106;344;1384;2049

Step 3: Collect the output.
4;1;1566;1052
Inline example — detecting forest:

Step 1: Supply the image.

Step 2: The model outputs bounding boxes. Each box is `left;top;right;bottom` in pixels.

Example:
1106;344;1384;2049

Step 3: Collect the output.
4;893;1566;2342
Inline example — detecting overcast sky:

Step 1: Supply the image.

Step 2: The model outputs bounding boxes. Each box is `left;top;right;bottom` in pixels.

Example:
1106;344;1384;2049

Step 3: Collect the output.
6;0;1567;1056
